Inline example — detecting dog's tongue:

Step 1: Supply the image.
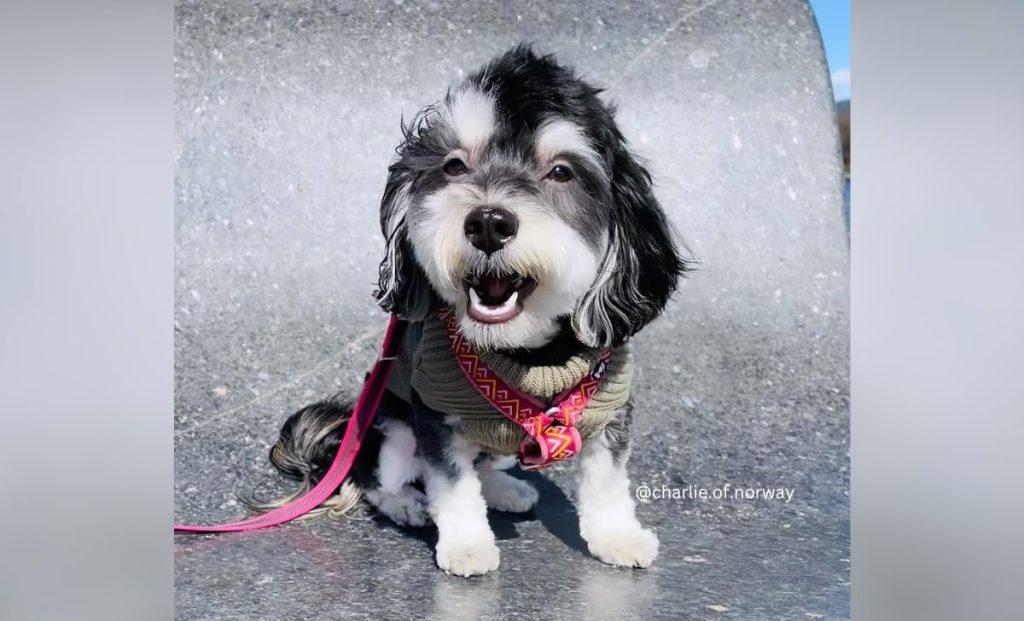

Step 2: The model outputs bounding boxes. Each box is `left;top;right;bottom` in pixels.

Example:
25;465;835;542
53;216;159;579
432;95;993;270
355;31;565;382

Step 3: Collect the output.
478;273;517;304
467;273;522;324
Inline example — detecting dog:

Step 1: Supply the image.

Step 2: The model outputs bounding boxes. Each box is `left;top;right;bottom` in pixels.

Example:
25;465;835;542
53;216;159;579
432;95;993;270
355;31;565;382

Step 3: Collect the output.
255;45;689;577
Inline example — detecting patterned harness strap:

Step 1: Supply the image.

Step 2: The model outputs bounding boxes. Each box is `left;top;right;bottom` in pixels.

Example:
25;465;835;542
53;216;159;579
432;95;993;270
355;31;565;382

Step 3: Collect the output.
441;309;612;470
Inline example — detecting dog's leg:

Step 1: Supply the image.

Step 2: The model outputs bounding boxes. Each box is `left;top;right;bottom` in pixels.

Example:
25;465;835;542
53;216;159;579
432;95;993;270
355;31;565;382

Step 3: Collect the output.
414;401;499;577
363;420;429;527
576;404;659;568
476;456;539;513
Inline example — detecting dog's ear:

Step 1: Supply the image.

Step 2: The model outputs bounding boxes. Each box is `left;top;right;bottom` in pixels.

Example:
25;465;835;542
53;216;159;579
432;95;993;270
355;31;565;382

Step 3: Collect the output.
374;163;436;321
573;143;690;347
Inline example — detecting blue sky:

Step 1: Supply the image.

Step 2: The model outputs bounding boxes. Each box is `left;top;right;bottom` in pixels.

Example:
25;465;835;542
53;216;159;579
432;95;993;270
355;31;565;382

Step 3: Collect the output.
808;0;850;101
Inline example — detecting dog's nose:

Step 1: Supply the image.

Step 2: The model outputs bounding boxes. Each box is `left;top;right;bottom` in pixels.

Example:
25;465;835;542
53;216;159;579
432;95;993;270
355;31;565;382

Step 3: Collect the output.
463;206;518;255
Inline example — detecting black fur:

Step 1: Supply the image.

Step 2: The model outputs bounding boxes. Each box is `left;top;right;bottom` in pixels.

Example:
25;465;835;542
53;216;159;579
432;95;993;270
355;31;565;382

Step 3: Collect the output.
410;391;460;480
374;171;438;322
603;400;636;466
501;316;588;367
472;45;691;346
598;140;691;346
269;398;381;491
267;390;415;492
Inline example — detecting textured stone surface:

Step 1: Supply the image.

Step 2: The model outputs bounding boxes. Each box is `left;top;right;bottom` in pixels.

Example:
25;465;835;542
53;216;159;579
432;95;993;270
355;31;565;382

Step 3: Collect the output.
174;0;849;619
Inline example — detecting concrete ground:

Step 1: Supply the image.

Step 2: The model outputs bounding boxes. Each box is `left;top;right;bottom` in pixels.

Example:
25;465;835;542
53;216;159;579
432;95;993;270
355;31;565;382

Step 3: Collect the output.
174;1;849;619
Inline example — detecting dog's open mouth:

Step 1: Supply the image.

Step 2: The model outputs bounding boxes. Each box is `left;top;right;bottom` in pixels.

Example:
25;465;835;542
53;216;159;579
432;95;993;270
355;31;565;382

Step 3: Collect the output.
463;272;538;324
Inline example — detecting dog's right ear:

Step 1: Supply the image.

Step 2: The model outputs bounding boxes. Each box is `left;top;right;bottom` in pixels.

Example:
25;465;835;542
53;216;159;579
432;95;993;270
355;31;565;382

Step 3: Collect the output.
374;162;435;321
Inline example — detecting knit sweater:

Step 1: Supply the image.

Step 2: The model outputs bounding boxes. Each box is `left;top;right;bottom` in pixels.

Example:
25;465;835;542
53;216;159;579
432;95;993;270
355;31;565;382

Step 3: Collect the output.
387;314;634;455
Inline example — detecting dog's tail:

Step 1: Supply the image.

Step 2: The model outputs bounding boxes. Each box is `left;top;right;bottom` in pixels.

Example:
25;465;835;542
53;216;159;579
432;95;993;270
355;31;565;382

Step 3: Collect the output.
243;397;381;520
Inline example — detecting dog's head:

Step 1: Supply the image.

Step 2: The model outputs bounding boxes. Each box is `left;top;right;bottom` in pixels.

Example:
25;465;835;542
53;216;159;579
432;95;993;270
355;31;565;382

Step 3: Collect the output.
375;45;689;350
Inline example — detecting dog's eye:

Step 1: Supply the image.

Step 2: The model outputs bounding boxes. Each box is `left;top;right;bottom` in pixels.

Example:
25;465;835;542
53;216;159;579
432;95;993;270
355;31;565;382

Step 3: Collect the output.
546;165;573;183
443;158;469;176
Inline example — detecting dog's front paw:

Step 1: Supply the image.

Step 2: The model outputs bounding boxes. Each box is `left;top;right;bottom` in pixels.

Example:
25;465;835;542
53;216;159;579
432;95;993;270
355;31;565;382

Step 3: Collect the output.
435;531;501;577
585;525;659;568
364;487;430;527
481;471;539;513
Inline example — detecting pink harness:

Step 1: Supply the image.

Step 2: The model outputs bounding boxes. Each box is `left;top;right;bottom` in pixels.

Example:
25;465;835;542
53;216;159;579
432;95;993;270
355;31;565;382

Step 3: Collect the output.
174;311;610;533
440;308;611;469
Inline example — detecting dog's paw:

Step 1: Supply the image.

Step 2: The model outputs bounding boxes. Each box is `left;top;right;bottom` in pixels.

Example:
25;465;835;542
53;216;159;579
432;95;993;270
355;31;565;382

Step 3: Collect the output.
364;487;430;527
585;525;659;568
435;531;501;577
481;471;539;513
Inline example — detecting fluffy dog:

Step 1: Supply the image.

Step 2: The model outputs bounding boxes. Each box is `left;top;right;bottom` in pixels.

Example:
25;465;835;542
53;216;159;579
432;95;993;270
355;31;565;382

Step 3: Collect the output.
258;45;688;577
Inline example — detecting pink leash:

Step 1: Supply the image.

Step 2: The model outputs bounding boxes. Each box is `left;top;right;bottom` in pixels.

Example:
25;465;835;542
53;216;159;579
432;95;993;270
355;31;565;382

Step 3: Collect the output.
174;317;407;533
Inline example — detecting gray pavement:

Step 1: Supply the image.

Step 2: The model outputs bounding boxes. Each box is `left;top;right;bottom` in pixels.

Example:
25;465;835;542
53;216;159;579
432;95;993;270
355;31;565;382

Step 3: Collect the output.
174;0;849;619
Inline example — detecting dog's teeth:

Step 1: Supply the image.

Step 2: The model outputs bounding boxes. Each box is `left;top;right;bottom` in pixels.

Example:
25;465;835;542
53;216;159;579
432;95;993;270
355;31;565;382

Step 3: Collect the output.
468;288;518;316
504;290;519;309
469;287;482;307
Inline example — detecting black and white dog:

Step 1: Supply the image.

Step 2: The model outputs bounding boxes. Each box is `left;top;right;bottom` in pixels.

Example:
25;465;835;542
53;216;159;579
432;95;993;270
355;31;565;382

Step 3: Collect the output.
260;46;688;577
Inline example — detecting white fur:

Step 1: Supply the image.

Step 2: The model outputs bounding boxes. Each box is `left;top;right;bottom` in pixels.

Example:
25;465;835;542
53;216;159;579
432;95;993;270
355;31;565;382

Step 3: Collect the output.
573;228;626;347
363;486;429;527
423;435;500;576
380;184;411;299
442;87;495;158
364;420;429;526
476;459;539;513
377;420;420;492
577;433;659;568
408;182;601;350
535;119;601;168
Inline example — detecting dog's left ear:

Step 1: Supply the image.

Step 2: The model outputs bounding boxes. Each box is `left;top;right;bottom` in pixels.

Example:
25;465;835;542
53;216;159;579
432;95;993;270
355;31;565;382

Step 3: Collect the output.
374;163;436;321
574;142;691;348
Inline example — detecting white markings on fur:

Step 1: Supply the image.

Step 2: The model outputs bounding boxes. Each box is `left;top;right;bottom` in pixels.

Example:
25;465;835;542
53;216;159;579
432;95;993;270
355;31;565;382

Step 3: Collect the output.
249;409;364;520
249;478;363;521
423;434;500;576
364;420;429;526
573;228;629;347
535;119;601;168
363;486;430;527
455;195;600;348
577;433;659;568
314;480;363;520
412;188;599;349
409;176;602;349
376;420;420;492
409;184;479;297
476;459;539;513
457;196;600;348
401;109;609;350
443;87;495;159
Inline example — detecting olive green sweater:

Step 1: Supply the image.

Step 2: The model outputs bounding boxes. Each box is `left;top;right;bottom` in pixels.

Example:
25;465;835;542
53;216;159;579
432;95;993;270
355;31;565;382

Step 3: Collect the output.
387;315;634;455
